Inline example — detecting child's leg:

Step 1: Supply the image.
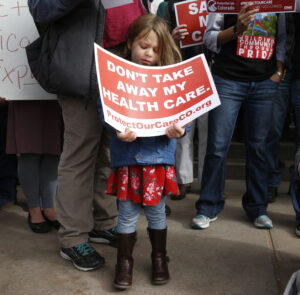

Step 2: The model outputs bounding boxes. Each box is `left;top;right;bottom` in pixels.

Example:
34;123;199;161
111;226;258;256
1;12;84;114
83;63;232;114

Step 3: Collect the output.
144;196;169;285
114;200;140;289
144;196;167;230
117;199;141;233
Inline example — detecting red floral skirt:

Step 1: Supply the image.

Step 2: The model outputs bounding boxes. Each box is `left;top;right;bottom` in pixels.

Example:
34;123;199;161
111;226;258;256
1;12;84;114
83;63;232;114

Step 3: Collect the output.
106;165;179;206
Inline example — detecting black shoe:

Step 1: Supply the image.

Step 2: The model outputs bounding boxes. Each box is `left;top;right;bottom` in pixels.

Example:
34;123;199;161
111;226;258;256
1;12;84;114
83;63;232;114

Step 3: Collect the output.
28;213;52;233
42;211;60;230
60;242;105;271
165;205;171;216
88;226;117;248
268;187;278;203
171;183;191;201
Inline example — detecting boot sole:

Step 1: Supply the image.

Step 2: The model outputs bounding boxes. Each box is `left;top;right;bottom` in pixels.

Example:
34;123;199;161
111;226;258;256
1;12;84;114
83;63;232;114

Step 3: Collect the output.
114;283;132;289
152;279;169;285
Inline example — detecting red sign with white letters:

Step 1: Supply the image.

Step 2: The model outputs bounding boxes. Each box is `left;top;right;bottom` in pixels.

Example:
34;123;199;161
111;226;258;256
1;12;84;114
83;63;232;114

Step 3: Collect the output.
206;0;296;13
94;44;221;136
174;0;208;48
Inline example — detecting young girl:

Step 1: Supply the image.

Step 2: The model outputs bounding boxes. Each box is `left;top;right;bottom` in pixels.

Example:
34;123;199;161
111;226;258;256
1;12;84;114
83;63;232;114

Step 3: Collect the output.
104;14;185;289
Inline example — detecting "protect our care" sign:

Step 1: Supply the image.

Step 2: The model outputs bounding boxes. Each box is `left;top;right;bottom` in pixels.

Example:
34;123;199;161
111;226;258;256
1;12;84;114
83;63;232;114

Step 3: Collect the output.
95;44;220;137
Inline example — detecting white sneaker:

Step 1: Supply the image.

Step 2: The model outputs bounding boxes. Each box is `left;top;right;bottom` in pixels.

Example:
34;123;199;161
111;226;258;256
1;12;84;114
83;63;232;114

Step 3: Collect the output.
254;215;273;229
191;214;217;229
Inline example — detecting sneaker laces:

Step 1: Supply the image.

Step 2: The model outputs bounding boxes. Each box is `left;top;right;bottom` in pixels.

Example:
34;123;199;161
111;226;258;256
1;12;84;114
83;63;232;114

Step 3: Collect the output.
110;226;117;234
74;243;95;256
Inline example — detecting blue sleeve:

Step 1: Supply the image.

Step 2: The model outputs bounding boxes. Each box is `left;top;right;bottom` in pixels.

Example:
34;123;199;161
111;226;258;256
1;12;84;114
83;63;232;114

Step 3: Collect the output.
28;0;83;23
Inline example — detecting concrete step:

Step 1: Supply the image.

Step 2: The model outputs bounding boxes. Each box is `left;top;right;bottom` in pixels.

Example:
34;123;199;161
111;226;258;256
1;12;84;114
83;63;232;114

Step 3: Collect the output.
193;159;294;181
192;141;295;181
227;142;296;161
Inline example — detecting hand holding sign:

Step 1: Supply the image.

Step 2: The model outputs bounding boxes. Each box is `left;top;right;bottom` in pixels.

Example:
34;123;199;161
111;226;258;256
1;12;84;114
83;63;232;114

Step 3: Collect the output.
236;4;259;35
172;25;189;45
166;123;185;139
117;128;137;142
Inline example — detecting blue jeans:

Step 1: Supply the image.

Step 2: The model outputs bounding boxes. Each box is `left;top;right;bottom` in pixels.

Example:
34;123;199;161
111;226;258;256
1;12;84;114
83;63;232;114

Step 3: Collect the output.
117;196;167;233
293;80;300;147
196;75;278;220
291;79;300;222
266;70;292;188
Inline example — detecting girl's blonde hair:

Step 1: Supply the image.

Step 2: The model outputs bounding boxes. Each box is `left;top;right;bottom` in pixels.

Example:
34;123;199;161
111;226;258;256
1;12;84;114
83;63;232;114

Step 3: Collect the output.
124;13;182;66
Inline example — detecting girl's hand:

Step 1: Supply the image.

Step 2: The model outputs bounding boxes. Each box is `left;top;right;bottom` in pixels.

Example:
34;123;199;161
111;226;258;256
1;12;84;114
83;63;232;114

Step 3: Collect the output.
166;123;185;139
236;4;259;35
172;24;189;44
117;128;137;142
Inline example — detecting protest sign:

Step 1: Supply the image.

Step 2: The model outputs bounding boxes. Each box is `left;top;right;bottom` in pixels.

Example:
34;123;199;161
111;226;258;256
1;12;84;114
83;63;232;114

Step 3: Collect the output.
0;0;55;100
94;44;220;137
174;0;208;48
206;0;296;13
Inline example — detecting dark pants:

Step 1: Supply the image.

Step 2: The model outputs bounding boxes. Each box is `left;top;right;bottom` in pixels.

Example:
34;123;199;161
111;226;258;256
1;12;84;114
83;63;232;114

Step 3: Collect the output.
0;106;17;207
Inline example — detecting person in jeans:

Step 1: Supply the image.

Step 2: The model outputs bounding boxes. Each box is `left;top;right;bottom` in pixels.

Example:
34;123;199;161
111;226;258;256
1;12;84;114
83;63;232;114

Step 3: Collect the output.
290;12;300;237
163;0;208;200
265;12;296;203
192;4;286;229
28;0;147;271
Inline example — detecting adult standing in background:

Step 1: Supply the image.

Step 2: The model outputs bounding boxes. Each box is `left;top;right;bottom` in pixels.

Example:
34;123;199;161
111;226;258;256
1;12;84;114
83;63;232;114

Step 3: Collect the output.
0;99;17;208
192;5;286;230
6;100;63;233
163;0;208;200
28;0;146;271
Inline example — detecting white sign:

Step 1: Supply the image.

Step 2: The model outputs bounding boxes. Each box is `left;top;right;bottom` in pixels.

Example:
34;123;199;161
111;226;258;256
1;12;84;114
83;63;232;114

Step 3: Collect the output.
0;0;56;100
101;0;134;9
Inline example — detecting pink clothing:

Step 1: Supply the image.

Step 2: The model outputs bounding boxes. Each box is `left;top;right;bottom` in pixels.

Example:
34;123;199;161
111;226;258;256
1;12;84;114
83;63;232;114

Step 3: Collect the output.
102;0;145;48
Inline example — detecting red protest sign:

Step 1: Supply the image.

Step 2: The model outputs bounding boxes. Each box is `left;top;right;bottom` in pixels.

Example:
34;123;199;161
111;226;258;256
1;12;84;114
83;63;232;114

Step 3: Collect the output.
206;0;296;13
94;44;220;137
174;0;208;48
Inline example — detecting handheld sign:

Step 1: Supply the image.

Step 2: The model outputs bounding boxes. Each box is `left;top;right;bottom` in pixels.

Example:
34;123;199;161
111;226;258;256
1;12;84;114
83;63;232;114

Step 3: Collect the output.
206;0;296;13
94;44;220;137
0;0;56;100
174;0;208;48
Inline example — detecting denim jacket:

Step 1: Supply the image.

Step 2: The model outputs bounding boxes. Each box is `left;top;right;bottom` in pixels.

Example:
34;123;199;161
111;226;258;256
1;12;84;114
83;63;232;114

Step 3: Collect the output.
97;99;190;168
110;134;177;168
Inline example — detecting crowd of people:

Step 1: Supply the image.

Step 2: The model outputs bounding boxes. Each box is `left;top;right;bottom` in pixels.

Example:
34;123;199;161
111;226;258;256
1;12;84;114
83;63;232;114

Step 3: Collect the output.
0;0;300;290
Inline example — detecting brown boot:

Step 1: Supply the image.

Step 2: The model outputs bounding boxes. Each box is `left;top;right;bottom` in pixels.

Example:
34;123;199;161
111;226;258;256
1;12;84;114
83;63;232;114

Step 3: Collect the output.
148;228;170;285
114;232;136;289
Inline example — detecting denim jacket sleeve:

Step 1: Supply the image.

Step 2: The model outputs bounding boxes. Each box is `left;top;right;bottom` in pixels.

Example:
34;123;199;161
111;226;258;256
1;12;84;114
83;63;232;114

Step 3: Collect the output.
28;0;83;22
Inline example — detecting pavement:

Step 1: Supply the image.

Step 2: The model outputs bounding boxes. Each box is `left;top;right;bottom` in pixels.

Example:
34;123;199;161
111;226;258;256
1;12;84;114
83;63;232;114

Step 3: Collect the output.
0;179;300;295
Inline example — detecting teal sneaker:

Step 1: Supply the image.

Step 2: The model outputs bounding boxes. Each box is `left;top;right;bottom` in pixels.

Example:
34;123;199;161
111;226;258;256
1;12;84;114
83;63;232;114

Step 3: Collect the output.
89;226;117;248
60;242;105;271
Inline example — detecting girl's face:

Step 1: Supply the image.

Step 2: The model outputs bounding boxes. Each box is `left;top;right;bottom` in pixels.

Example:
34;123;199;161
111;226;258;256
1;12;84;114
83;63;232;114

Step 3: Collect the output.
129;29;159;66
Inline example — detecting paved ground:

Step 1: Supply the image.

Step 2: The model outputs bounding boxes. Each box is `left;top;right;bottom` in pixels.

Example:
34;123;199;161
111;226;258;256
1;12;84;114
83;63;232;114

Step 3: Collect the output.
0;180;299;295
